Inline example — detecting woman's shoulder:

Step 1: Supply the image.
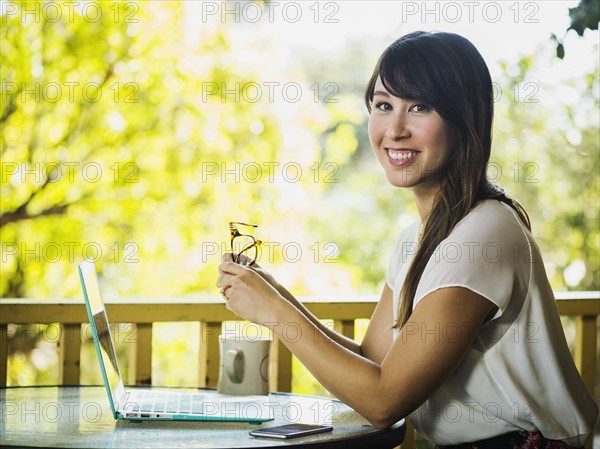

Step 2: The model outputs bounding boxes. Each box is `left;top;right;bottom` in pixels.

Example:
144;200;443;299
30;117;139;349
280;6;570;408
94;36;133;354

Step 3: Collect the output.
451;199;530;243
464;199;526;226
469;198;519;218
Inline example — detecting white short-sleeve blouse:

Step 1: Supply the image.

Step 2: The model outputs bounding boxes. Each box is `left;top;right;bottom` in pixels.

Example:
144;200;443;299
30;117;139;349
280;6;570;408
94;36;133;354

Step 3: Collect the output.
386;200;597;446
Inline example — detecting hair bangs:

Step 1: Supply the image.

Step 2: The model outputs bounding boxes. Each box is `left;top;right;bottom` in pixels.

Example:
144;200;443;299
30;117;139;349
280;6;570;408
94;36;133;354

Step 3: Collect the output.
378;48;441;107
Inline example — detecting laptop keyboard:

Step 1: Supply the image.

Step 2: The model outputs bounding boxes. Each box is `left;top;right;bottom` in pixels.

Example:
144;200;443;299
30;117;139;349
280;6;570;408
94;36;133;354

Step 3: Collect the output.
124;390;205;414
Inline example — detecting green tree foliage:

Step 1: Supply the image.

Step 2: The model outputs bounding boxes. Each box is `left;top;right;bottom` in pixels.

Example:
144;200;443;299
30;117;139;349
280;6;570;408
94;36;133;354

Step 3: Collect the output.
491;56;599;291
0;1;356;384
1;2;285;299
552;0;600;58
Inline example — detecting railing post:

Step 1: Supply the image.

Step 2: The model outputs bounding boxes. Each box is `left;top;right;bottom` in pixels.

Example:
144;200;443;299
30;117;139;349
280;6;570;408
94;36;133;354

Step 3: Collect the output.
0;324;7;387
333;320;355;340
271;337;292;392
199;322;221;388
128;323;152;385
58;324;81;385
575;315;597;398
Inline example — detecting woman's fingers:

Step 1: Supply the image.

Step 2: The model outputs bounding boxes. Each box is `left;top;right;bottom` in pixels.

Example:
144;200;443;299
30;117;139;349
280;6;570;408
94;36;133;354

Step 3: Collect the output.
216;263;253;293
215;272;228;289
215;261;283;325
215;267;240;290
223;252;261;269
238;253;260;268
219;261;245;275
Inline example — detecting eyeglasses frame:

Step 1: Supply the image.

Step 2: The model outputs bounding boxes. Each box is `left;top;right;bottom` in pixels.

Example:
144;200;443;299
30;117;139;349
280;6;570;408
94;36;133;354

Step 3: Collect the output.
229;222;262;265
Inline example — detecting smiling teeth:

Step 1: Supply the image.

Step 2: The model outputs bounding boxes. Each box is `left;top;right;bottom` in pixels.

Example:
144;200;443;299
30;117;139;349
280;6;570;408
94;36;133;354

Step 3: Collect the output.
388;150;417;160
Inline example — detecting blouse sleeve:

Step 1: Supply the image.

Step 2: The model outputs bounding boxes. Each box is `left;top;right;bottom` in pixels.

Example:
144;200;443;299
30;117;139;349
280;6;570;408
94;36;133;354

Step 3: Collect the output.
413;202;532;314
386;236;402;289
386;221;421;289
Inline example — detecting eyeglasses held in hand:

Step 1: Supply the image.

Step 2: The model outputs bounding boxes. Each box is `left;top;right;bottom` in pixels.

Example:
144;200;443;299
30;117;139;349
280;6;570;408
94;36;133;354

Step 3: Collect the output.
229;222;262;266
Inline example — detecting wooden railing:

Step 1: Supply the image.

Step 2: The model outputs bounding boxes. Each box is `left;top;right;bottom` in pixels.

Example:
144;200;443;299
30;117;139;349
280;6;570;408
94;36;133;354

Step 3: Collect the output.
1;292;598;449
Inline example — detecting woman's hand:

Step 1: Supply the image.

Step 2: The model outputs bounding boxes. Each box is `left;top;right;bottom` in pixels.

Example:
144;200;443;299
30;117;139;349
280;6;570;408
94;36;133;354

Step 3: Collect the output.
216;258;287;326
222;252;283;295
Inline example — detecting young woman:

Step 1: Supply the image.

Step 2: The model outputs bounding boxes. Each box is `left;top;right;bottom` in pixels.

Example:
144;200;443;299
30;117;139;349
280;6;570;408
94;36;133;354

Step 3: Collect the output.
216;31;598;448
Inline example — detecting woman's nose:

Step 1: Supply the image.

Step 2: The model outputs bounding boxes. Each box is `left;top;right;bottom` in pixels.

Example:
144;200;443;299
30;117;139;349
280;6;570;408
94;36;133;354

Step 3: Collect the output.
385;114;410;140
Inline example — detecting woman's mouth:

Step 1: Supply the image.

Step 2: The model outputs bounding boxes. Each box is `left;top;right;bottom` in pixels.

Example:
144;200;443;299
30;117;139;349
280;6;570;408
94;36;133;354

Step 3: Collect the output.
386;148;419;166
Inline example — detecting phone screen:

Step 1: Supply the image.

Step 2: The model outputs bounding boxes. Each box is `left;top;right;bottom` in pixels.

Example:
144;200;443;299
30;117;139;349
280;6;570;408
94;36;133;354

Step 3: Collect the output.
249;423;333;439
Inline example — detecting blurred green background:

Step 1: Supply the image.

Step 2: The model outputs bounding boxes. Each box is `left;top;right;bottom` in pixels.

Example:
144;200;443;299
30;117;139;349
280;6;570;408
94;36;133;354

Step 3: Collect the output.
1;0;598;411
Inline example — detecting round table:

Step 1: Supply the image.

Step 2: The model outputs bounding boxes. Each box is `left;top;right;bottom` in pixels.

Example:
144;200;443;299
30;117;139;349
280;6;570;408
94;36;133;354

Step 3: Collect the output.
0;386;406;448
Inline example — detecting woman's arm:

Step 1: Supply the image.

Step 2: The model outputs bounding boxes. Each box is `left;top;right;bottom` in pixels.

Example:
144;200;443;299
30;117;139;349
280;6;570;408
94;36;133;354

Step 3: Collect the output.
265;276;362;354
268;279;395;361
274;286;494;427
217;261;494;428
230;254;394;360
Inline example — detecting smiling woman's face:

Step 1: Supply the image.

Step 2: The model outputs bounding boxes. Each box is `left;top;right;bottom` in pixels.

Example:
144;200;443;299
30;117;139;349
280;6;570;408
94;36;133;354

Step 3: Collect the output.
368;77;453;195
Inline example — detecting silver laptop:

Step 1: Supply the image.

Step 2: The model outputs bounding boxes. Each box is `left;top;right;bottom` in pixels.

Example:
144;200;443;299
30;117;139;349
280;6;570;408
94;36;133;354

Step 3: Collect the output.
78;259;274;423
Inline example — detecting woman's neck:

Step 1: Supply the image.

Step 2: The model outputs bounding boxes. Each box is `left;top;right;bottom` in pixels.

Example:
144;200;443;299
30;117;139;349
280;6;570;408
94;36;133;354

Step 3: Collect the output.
411;184;439;225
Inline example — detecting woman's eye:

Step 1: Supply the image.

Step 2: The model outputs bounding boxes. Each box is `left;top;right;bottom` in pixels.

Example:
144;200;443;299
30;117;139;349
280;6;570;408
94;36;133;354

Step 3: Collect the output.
374;101;392;111
410;103;430;113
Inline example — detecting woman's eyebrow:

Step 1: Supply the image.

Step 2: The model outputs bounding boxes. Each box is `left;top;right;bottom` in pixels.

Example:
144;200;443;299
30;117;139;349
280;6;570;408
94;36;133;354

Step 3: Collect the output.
372;90;390;97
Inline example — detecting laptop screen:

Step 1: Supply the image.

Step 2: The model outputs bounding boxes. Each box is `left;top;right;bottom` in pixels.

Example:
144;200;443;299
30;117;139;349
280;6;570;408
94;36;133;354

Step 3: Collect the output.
79;260;125;414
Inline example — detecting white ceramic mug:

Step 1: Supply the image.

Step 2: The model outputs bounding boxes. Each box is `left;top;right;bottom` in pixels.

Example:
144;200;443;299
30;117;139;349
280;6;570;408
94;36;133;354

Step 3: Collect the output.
217;335;271;396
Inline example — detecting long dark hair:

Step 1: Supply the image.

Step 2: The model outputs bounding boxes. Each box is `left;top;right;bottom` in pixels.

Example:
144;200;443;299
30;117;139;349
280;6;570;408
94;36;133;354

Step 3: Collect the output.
364;31;531;329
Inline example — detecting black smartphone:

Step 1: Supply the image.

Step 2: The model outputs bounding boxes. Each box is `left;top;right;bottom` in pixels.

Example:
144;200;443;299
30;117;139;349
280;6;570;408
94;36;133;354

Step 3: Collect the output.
249;423;333;439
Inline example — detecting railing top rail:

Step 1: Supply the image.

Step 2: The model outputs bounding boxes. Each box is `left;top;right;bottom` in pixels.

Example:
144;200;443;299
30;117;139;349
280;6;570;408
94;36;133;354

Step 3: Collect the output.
1;291;599;304
0;292;598;324
0;295;381;304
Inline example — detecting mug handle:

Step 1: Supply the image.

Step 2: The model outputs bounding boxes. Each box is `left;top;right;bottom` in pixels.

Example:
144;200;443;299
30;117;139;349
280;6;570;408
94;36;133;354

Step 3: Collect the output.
224;349;245;383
